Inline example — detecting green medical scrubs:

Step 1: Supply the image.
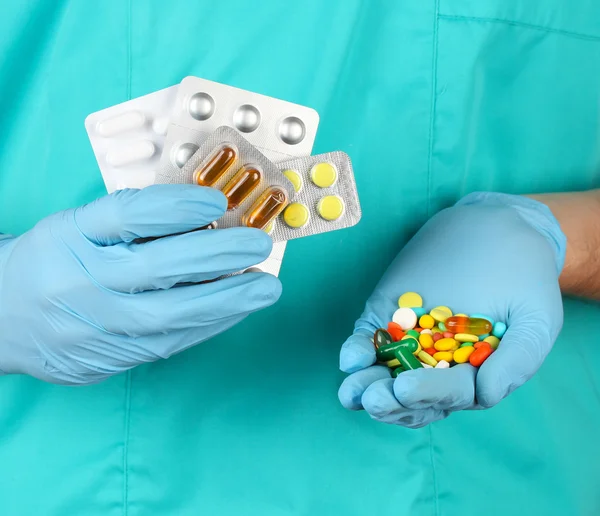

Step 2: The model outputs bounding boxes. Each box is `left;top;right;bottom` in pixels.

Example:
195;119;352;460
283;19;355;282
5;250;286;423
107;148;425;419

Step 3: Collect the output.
1;1;599;515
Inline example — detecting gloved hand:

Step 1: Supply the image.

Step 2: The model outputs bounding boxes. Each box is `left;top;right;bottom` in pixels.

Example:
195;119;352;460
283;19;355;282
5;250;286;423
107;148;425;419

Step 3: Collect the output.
338;193;566;428
0;185;281;385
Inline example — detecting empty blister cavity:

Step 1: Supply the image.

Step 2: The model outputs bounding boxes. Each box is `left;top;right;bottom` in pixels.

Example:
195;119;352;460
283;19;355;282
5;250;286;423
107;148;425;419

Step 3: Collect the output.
242;186;289;230
278;116;306;145
97;110;146;137
188;92;215;121
193;143;238;186
222;165;263;209
173;142;200;168
152;117;170;135
233;104;261;133
106;140;156;167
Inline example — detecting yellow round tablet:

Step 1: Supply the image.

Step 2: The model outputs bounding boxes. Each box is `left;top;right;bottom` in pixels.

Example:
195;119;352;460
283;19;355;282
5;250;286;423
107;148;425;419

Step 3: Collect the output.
317;195;344;221
282;169;303;193
310;162;337;188
398;292;423;309
283;203;309;228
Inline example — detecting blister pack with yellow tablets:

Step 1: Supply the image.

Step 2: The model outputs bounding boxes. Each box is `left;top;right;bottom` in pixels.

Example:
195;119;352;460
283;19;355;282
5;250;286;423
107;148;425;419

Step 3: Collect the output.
156;126;295;236
272;152;361;241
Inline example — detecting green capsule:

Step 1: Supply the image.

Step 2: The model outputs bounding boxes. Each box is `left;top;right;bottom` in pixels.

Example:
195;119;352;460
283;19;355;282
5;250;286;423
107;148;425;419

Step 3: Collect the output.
374;329;393;349
391;366;405;378
394;347;423;370
406;329;420;339
460;342;473;348
376;337;418;361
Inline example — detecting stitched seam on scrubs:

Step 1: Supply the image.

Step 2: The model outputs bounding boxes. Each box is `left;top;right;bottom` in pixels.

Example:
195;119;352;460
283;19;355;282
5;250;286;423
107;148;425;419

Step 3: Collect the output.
426;0;441;218
438;15;600;42
428;425;440;516
123;2;133;516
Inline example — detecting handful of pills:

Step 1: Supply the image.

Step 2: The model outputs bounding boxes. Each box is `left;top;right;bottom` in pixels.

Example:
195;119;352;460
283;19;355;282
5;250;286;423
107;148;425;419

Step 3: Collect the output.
373;292;507;377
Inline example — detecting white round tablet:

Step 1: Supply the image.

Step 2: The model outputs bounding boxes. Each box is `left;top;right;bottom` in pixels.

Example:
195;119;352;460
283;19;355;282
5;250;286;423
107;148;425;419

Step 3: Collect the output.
420;329;433;335
392;308;417;330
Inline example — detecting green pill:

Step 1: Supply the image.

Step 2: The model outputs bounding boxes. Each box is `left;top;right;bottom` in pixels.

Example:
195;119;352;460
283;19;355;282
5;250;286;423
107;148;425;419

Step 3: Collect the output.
374;329;393;349
394;347;423;370
438;322;447;332
376;341;406;361
406;330;420;339
460;342;473;348
391;366;405;378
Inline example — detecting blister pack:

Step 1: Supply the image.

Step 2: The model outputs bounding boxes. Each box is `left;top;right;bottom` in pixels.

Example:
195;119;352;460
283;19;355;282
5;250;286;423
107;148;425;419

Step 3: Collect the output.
158;127;361;243
157;127;295;231
85;85;178;193
273;152;361;241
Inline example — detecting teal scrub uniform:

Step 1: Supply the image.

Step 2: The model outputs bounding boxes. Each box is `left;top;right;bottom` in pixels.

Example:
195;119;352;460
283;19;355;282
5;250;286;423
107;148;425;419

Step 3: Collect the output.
1;1;599;515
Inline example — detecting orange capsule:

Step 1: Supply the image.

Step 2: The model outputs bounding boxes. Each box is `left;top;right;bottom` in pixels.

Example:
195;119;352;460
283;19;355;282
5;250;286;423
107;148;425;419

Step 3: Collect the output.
242;186;289;230
445;316;492;336
221;164;262;209
194;144;237;186
470;342;493;367
387;322;406;342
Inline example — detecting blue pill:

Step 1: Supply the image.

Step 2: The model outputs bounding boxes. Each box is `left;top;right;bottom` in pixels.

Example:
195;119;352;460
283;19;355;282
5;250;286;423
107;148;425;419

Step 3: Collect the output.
479;333;490;340
470;313;495;326
413;307;427;318
492;322;507;338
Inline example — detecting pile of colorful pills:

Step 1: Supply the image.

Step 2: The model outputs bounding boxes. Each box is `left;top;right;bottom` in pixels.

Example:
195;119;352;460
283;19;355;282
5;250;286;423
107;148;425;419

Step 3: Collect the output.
373;292;507;377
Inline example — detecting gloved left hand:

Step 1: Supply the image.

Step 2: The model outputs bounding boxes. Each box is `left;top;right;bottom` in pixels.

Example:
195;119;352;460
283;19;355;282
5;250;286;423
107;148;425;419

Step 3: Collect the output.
338;193;566;428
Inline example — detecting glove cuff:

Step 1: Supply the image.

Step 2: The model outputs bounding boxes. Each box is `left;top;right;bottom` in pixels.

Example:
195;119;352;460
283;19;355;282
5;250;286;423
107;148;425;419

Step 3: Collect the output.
456;192;567;274
0;234;15;376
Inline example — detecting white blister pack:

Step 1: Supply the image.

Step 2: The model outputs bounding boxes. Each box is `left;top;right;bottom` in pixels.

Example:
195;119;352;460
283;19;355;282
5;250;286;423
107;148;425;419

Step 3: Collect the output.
85;86;178;193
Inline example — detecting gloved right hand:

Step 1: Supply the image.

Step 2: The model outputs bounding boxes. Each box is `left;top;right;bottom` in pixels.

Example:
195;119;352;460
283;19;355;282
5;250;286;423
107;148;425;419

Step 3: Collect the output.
0;185;281;385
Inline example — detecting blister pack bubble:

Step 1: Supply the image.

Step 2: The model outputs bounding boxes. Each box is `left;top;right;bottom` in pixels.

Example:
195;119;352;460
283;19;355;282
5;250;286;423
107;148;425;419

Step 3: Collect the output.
272;152;361;241
85;85;178;193
156;126;295;233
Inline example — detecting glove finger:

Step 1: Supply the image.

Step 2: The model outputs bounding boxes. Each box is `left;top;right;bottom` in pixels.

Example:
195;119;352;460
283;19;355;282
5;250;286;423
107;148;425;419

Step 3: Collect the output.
393;365;476;411
476;316;555;408
39;313;247;385
339;333;377;373
362;379;449;429
93;227;273;292
75;185;227;245
338;366;391;410
104;272;281;337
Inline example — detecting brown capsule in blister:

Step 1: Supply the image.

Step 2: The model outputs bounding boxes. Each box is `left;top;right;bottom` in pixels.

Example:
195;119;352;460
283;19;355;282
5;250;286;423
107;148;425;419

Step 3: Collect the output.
242;186;289;230
221;165;262;210
193;143;237;186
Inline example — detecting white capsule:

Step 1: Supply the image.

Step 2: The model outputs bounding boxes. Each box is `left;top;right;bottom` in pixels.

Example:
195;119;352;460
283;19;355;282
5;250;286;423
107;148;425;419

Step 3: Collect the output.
106;140;156;167
152;117;169;135
435;360;450;369
97;110;146;137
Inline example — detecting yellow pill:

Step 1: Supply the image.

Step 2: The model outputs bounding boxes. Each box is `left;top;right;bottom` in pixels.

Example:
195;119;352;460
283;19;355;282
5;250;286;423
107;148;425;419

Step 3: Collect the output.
419;314;435;329
432;327;442;334
418;351;438;367
430;306;453;323
433;351;453;362
453;346;475;363
484;336;501;350
282;169;303;192
317;195;345;221
434;338;457;351
455;313;468;317
413;342;422;355
310;162;337;188
398;292;423;308
385;358;401;368
283;203;309;228
419;333;434;348
455;333;478;343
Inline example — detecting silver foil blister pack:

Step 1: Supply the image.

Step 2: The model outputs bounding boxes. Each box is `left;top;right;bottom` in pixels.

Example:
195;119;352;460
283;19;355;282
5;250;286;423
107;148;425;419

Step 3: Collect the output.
157;126;295;232
272;152;361;241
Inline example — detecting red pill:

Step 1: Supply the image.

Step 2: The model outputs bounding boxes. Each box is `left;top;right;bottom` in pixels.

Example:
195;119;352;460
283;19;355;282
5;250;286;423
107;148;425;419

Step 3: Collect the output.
387;322;406;342
470;342;493;367
443;332;455;339
474;342;484;349
424;347;437;356
433;333;443;342
413;327;423;333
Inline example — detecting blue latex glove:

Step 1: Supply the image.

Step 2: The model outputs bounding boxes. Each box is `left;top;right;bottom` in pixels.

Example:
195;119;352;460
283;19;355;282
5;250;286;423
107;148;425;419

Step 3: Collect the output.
0;185;281;385
338;193;566;428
